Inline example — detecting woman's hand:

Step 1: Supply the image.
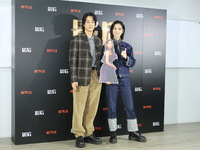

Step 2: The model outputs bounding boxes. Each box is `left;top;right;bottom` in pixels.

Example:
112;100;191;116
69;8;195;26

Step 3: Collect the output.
104;50;109;56
121;48;127;59
113;66;117;70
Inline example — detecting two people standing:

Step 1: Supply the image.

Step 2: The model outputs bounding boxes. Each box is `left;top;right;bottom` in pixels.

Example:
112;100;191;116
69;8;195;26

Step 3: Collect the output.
69;12;146;148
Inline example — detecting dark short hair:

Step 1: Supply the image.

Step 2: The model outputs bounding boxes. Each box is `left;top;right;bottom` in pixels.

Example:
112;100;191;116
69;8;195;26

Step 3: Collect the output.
82;12;97;33
110;20;125;40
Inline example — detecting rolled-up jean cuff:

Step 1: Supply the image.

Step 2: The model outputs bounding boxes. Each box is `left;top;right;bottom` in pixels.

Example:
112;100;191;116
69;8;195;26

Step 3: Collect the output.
108;118;117;131
127;119;138;132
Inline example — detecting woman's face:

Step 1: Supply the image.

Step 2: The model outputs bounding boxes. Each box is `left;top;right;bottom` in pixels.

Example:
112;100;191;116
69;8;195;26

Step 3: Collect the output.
112;23;123;40
106;40;113;50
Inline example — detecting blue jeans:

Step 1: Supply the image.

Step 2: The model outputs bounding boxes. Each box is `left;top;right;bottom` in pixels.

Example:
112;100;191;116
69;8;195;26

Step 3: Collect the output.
106;76;137;119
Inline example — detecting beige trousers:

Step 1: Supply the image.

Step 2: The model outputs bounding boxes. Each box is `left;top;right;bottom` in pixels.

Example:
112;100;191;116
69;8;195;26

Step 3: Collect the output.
72;70;102;138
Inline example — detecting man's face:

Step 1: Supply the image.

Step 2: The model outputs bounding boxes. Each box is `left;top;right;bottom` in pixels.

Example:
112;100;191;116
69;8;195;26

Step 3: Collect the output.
83;16;95;33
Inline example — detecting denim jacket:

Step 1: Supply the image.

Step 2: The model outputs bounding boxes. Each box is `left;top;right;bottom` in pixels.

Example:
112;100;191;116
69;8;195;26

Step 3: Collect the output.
113;41;136;77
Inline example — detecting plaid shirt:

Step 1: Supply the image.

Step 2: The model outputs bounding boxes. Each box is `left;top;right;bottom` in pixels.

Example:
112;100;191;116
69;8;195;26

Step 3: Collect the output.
69;33;102;86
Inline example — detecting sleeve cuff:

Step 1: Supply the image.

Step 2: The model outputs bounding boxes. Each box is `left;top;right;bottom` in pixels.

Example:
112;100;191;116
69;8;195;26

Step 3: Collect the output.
126;56;130;66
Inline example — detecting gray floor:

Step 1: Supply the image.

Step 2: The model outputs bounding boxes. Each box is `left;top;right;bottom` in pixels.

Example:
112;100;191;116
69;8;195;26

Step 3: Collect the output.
1;122;200;150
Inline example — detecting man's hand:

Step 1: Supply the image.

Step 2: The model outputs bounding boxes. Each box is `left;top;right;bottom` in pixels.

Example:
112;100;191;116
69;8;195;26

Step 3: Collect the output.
71;82;78;91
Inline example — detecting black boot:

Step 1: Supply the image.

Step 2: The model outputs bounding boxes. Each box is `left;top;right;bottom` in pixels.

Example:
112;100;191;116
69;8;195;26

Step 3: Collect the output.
109;131;117;143
84;134;102;144
129;131;147;142
76;136;85;148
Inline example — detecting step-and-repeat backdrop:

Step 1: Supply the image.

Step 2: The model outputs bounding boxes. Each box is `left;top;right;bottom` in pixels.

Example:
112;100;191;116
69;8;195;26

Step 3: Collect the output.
12;0;166;144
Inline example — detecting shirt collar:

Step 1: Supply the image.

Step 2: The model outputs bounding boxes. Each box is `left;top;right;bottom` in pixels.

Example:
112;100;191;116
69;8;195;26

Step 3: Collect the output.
88;35;94;40
113;38;122;44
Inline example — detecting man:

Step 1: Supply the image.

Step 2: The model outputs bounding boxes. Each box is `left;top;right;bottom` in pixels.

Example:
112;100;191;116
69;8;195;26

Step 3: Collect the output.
69;12;102;148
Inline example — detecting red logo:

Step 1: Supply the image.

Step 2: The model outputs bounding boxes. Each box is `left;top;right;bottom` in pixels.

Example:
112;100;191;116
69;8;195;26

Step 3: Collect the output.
129;69;134;73
154;16;163;19
153;87;161;91
115;13;124;16
138;124;142;127
144;33;154;37
135;51;143;55
21;91;32;95
46;131;57;135
34;70;46;74
143;105;152;109
103;107;108;111
95;127;102;130
71;9;81;13
58;110;69;114
70;90;73;93
47;49;58;53
21;5;32;9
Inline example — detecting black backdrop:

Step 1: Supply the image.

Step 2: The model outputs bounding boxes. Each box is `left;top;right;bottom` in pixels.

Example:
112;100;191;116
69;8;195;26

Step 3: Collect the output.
12;0;166;145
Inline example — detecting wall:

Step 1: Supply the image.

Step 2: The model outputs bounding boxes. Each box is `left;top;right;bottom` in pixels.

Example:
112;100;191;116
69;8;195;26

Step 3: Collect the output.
1;0;200;138
0;68;11;138
0;0;12;138
164;69;200;124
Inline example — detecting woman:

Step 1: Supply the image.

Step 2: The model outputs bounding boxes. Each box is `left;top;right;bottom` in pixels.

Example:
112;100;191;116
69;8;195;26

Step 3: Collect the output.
106;20;146;143
99;39;118;84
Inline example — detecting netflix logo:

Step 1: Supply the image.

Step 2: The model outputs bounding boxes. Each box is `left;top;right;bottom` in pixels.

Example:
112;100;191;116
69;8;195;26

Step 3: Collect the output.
47;49;58;53
143;105;152;109
103;107;108;111
144;33;154;37
58;110;69;114
129;69;134;73
34;70;46;73
115;13;124;16
21;91;32;95
154;16;163;19
135;51;143;55
153;87;161;91
95;127;102;130
21;5;32;9
46;130;57;135
71;9;81;13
